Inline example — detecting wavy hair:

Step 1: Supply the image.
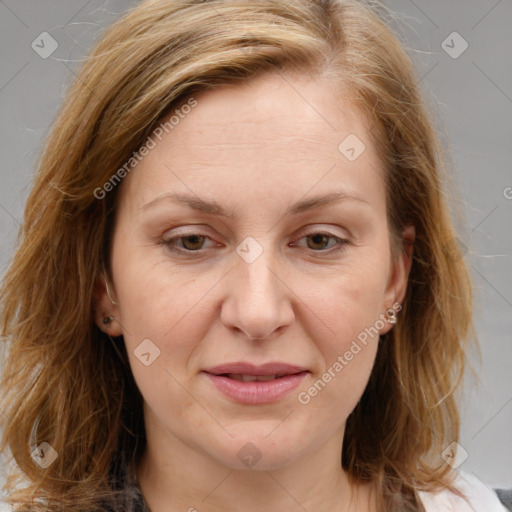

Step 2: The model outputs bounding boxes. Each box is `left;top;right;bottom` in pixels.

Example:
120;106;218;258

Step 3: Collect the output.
0;0;475;510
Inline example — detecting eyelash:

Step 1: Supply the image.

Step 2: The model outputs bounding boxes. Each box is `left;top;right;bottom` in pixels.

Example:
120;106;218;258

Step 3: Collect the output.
158;230;350;256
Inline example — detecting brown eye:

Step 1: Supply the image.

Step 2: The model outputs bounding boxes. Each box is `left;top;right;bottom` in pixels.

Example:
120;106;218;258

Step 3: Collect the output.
306;233;332;251
180;234;207;251
292;232;348;253
160;232;216;253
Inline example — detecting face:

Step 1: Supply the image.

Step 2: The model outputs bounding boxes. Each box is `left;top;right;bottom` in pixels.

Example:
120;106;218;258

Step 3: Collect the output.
94;71;413;471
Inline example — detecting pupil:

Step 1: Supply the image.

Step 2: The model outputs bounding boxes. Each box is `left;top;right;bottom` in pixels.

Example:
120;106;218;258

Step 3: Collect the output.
184;235;203;250
309;234;327;250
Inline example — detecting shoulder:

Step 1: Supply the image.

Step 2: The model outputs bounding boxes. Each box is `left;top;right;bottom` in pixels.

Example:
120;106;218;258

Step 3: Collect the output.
417;471;508;512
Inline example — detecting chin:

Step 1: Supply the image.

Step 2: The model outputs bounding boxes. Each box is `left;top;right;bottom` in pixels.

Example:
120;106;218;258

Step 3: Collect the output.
209;427;307;471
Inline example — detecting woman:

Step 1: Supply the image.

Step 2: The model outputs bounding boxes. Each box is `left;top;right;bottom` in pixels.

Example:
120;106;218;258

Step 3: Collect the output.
0;0;507;511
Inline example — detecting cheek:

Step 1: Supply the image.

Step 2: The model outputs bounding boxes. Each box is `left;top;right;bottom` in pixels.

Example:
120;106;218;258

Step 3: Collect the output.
116;267;210;428
304;258;389;346
118;265;209;356
294;260;387;413
297;289;381;427
307;333;379;411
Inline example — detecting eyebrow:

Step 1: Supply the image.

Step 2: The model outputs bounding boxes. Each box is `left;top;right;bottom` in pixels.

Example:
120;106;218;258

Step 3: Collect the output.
140;191;370;219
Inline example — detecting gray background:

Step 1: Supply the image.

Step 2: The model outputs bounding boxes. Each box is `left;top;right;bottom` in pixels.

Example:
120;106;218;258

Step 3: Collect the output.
0;0;511;492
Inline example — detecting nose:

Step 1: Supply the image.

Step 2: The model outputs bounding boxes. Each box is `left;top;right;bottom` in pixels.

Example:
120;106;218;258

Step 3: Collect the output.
220;243;295;341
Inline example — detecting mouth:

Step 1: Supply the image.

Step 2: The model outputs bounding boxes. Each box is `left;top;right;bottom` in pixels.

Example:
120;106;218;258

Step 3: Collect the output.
204;361;308;376
202;362;310;404
221;373;293;382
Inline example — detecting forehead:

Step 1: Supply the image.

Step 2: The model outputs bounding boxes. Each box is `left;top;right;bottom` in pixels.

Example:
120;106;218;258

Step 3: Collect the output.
117;71;385;212
178;71;373;153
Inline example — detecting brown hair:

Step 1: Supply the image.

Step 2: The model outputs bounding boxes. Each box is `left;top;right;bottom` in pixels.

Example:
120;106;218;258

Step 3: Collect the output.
0;0;475;510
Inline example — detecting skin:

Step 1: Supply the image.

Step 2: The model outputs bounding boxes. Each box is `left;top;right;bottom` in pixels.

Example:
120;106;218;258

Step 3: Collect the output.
94;71;414;512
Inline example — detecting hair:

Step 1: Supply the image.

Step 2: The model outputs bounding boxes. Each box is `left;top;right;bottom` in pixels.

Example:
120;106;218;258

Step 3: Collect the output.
0;0;475;510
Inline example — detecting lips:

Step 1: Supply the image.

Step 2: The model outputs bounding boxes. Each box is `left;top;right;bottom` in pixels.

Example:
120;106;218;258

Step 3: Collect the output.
203;362;309;404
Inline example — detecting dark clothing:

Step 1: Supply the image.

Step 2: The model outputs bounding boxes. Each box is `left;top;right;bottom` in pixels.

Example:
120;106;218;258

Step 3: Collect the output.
103;458;149;512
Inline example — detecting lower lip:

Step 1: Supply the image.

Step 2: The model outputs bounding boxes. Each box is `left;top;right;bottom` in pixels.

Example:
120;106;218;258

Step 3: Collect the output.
204;372;309;404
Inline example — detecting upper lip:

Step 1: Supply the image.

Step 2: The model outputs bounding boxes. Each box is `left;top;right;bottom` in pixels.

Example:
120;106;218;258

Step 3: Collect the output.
203;362;309;376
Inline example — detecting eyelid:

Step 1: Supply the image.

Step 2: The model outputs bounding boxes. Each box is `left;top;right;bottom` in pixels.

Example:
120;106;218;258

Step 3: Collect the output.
163;224;350;240
300;226;349;239
161;229;220;251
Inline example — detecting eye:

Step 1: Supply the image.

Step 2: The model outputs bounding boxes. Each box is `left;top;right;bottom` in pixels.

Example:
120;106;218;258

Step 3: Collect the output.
290;231;349;253
158;229;350;256
160;232;218;253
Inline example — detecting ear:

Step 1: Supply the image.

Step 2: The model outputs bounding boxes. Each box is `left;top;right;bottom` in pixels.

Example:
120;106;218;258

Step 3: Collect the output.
379;224;415;334
92;274;123;337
